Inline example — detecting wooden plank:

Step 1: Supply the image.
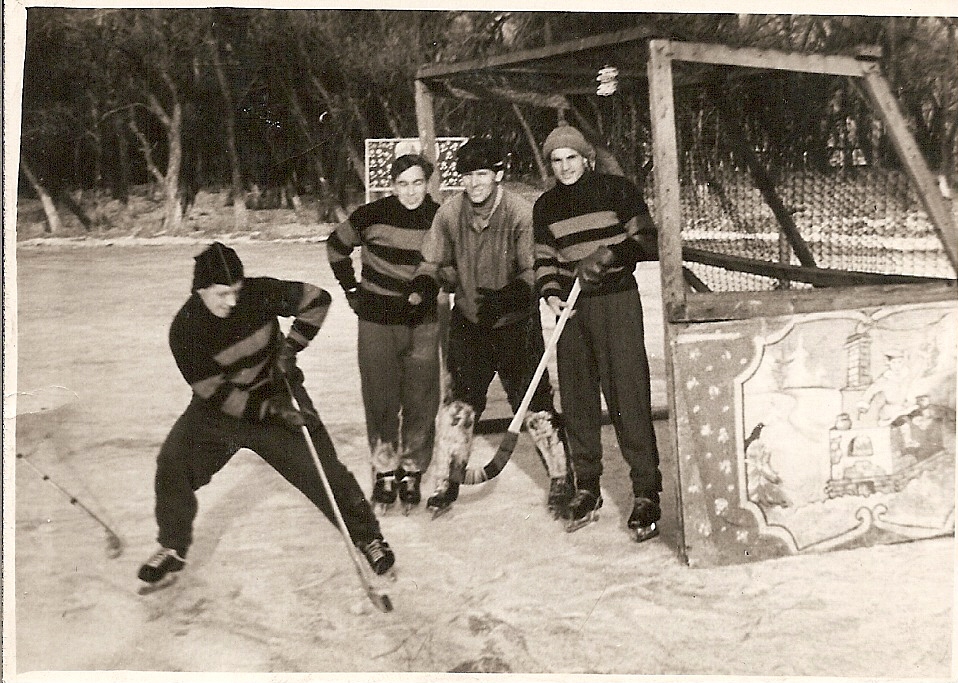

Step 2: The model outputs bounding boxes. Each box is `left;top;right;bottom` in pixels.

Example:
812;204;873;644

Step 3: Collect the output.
416;26;653;81
648;39;687;322
414;79;440;200
863;72;958;272
648;39;689;563
668;40;872;77
682;247;952;288
674;282;957;322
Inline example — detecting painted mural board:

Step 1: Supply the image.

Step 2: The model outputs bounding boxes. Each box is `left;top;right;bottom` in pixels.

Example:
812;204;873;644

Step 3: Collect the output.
364;137;467;203
672;300;956;567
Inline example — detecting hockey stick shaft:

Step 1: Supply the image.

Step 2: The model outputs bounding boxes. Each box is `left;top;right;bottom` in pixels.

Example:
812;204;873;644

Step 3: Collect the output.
464;279;582;484
283;379;392;613
16;452;124;558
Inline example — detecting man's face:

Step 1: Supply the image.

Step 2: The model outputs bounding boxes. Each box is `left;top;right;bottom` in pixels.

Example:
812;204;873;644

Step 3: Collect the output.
462;169;503;205
550;148;589;186
198;281;243;318
392;164;428;210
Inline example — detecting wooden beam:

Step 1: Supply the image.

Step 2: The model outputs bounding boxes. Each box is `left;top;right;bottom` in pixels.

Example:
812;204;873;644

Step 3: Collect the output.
414;79;440;201
648;39;687;321
862;72;958;273
682;247;953;287
667;40;874;77
417;26;653;80
674;282;957;323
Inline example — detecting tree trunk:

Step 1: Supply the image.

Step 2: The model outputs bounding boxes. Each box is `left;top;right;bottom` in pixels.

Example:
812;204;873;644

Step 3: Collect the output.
512;103;549;182
210;36;247;230
161;101;184;232
111;115;130;204
20;155;63;233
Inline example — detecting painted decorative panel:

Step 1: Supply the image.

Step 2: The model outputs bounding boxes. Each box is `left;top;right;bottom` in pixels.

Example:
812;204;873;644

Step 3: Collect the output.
672;300;956;567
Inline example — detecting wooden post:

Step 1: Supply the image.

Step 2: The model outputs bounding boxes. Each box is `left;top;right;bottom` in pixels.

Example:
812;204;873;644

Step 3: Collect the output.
648;39;686;319
415;79;440;201
648;38;688;564
862;71;958;273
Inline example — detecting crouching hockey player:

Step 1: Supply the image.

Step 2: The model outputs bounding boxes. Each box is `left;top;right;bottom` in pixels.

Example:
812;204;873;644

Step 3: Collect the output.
533;125;664;543
137;242;395;591
406;137;572;518
327;153;443;515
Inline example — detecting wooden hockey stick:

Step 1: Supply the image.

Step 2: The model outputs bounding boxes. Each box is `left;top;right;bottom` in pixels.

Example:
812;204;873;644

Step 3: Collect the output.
463;278;582;485
284;378;393;613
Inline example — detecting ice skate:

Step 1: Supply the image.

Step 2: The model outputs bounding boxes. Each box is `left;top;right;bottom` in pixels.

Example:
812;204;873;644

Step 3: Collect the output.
398;468;422;515
628;496;661;543
356;536;395;576
565;489;602;533
137;546;186;592
427;482;460;519
371;470;397;514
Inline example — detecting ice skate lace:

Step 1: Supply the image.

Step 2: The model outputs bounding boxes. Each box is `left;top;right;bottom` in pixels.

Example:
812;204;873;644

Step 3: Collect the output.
145;547;185;567
361;539;390;566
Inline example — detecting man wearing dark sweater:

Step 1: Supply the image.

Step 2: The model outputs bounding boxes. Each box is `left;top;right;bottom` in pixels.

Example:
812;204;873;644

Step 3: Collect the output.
326;154;442;514
138;242;394;588
533;125;663;542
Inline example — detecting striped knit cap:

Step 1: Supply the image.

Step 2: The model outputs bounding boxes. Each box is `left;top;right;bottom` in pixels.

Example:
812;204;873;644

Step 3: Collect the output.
191;242;244;291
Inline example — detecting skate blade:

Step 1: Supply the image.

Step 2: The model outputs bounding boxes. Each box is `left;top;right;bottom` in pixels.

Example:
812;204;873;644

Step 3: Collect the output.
428;504;453;520
374;502;397;515
137;574;178;595
632;522;660;544
401;503;418;516
565;510;599;533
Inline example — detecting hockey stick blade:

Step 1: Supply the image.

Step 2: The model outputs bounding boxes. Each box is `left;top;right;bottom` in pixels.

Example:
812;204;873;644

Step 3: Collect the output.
463;279;581;486
365;584;393;613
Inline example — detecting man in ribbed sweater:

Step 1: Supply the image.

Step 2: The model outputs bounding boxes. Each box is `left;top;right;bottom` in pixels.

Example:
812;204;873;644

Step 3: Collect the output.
326;154;442;514
138;242;394;588
533;125;663;542
407;137;571;517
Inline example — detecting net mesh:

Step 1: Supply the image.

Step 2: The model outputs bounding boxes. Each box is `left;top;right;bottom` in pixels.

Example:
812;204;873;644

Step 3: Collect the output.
636;66;955;292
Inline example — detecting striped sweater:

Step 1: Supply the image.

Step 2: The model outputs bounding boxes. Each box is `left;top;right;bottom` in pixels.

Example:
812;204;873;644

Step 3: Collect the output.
327;194;440;325
533;171;654;300
169;277;331;421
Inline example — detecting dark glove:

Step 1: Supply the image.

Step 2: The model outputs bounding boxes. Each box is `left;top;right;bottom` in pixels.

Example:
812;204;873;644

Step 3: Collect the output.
575;246;616;289
274;340;305;387
263;395;305;430
405;275;439;326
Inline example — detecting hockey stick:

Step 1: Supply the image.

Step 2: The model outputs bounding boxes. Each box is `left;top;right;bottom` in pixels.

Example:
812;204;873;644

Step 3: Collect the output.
463;278;582;485
282;378;393;613
16;452;124;558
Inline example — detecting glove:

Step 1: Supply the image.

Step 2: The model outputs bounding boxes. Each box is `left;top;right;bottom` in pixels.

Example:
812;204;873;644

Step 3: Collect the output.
263;395;306;430
575;245;616;289
274;341;305;387
405;275;439;326
476;280;531;327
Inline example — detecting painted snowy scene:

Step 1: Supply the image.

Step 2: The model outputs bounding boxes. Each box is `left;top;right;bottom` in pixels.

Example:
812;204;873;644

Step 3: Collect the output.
8;234;954;680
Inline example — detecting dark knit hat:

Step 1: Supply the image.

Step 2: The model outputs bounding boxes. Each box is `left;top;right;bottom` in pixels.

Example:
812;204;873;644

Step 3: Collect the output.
456;137;504;175
192;242;244;291
542;125;595;161
391;153;434;180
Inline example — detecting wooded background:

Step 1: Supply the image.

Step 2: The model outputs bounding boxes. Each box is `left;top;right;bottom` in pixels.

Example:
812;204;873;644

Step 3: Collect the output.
16;9;958;233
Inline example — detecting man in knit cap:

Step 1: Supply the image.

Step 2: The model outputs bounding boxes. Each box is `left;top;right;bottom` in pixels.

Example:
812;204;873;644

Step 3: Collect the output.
327;153;443;514
137;242;394;590
533;125;663;542
406;136;572;516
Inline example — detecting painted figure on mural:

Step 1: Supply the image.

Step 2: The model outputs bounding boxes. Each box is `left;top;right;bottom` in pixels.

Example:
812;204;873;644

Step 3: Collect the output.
744;422;791;508
856;347;920;451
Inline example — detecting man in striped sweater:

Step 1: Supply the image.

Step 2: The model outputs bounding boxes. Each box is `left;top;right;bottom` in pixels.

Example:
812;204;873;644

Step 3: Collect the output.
326;154;442;514
533;125;663;542
138;242;394;588
407;137;571;516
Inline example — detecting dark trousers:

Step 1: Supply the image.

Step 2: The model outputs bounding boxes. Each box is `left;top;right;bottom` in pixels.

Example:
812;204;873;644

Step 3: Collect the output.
446;308;556;419
153;384;380;554
357;319;441;473
556;288;661;498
